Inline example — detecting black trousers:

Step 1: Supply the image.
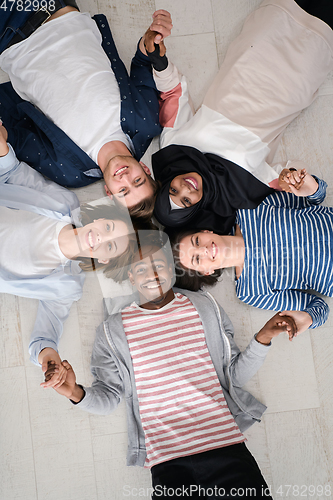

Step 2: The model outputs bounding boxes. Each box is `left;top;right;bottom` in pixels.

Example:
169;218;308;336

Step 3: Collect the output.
295;0;333;29
151;443;273;500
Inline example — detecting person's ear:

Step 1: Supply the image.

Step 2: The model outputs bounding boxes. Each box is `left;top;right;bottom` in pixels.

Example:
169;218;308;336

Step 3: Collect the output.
139;162;151;176
168;264;175;278
104;184;113;199
128;269;135;286
98;258;110;264
202;230;213;234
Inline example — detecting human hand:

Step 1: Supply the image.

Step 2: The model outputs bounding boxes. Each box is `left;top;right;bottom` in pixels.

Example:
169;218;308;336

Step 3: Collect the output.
43;360;78;399
278;168;306;193
150;10;173;43
141;28;167;57
286;172;318;197
256;312;298;345
39;347;67;390
279;310;313;336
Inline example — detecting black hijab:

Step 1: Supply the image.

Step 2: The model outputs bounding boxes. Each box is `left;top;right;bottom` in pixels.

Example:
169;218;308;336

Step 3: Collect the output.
152;145;274;234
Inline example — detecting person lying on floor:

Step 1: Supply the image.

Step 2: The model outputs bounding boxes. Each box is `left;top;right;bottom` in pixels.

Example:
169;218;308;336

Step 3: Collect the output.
151;0;333;234
43;231;297;500
172;169;332;334
0;123;133;384
0;3;172;218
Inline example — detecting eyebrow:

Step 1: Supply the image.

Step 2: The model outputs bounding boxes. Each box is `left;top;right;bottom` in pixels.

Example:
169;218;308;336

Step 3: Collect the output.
123;178;147;197
133;258;165;269
108;221;116;253
190;236;195;266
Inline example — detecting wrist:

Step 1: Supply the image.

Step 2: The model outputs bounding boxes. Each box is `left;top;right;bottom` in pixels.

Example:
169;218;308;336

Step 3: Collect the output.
255;331;272;346
308;178;319;196
138;36;147;56
70;384;85;403
38;347;60;365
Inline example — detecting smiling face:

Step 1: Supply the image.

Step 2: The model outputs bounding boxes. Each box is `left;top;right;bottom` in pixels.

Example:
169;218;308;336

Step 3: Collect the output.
178;230;225;275
103;155;154;208
128;246;175;309
169;172;203;208
75;219;129;264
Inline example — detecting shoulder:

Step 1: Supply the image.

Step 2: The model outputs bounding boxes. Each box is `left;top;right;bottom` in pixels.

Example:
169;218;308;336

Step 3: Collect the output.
174;288;225;318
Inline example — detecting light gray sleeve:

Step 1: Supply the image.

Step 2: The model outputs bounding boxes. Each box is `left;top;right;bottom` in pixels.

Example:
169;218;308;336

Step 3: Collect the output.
0;143;20;181
76;323;125;415
218;304;271;388
1;143;80;211
29;296;77;366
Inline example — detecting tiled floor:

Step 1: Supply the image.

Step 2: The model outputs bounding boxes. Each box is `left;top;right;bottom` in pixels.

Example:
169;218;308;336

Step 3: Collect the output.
1;1;333;499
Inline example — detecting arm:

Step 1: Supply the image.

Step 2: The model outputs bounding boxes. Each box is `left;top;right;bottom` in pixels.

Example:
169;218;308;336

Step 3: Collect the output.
45;323;125;415
132;10;172;98
29;295;79;367
155;65;194;147
137;10;191;143
0;141;80;212
262;176;327;209
238;290;329;330
139;16;195;148
218;305;294;388
28;268;84;374
133;9;173;95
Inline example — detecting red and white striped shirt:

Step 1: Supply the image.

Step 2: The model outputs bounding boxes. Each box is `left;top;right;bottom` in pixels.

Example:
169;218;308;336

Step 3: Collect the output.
122;293;245;468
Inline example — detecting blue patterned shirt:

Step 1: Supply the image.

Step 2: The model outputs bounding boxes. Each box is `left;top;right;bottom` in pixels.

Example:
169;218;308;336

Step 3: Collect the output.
235;178;331;328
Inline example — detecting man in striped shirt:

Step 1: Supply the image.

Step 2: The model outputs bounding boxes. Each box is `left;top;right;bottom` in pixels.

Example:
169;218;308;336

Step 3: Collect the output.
45;235;296;499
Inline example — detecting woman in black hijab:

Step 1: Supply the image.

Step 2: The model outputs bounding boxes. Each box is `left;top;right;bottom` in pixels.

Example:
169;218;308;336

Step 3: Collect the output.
153;144;275;234
151;0;333;233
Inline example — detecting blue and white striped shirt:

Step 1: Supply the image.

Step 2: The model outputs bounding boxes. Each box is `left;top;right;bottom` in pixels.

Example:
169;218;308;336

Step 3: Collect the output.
235;178;332;329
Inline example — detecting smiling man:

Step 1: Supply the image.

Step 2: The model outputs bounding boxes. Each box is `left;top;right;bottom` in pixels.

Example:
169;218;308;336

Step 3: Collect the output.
127;236;175;309
45;230;300;499
102;154;155;213
0;3;173;216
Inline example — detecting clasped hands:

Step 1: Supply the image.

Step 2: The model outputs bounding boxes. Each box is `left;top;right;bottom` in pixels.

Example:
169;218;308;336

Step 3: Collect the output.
139;9;172;57
278;167;318;197
41;310;313;391
256;310;313;345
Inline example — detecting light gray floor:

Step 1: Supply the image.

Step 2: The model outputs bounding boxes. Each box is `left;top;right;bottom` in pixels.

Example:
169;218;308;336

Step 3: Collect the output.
1;1;333;499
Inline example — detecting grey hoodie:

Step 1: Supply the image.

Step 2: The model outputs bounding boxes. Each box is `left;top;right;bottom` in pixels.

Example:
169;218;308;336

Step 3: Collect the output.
77;288;271;467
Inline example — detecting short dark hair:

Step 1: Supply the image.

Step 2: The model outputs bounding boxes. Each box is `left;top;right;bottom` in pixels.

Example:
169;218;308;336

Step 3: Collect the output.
170;229;222;291
131;229;174;268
